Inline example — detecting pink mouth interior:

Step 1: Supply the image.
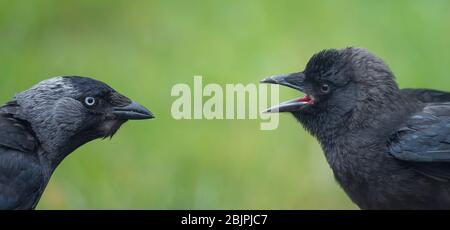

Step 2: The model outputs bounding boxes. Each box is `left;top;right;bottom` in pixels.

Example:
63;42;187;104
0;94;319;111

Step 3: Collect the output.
297;95;314;104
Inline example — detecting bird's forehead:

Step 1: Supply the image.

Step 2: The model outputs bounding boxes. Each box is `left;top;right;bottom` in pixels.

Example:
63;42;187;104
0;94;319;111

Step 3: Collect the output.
19;76;114;102
23;76;131;106
306;50;339;71
304;48;356;85
62;76;132;106
62;76;113;97
304;49;342;79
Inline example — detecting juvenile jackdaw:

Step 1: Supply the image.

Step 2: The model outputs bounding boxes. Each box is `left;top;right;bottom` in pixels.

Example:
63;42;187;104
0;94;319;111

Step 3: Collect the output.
261;47;450;209
0;76;154;209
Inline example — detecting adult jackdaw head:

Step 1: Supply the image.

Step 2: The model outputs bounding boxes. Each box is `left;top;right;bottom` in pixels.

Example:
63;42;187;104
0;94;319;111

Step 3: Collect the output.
13;76;154;166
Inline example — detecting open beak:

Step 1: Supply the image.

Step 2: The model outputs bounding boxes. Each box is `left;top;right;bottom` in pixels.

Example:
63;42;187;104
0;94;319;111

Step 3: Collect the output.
260;72;314;113
113;101;155;120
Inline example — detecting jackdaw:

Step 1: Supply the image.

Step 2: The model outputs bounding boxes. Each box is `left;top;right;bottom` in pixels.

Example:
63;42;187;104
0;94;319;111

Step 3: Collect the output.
0;76;154;210
261;47;450;209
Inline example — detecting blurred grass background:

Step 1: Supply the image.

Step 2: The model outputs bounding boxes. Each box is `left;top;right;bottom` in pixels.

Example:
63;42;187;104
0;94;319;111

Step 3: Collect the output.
0;0;450;209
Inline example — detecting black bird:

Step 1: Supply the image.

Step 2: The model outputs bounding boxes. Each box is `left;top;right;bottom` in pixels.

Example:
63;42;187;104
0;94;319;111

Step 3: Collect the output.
261;47;450;209
0;76;154;210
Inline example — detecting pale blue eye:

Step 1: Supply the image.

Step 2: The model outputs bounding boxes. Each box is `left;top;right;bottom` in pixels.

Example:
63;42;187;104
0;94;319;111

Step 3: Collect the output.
84;97;96;106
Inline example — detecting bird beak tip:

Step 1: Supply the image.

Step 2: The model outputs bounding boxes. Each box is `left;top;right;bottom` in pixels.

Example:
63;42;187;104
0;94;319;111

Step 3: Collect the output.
260;76;277;84
261;108;277;114
260;78;269;83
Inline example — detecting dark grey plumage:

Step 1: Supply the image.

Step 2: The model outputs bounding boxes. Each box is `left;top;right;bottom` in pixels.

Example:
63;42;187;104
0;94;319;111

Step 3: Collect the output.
262;47;450;209
401;88;450;104
0;76;154;209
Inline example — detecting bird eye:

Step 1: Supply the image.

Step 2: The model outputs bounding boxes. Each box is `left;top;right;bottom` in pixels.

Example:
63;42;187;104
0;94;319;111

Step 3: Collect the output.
321;84;330;93
84;97;96;106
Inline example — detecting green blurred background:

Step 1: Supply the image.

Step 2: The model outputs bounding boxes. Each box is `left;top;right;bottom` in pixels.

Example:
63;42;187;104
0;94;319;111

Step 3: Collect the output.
0;0;450;209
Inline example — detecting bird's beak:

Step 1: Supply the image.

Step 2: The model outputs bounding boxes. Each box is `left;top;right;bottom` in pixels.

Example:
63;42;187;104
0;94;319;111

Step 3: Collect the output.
260;72;305;91
113;101;155;120
260;72;312;113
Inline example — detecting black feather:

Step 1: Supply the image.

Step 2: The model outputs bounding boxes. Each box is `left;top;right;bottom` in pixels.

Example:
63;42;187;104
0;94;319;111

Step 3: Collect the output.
389;103;450;180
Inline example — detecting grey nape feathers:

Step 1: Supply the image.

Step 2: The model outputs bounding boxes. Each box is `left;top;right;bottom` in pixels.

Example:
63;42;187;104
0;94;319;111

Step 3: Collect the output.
262;47;450;209
0;76;154;210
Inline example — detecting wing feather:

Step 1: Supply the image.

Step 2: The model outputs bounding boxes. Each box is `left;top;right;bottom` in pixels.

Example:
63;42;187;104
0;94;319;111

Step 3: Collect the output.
0;101;37;153
401;88;450;103
389;102;450;180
